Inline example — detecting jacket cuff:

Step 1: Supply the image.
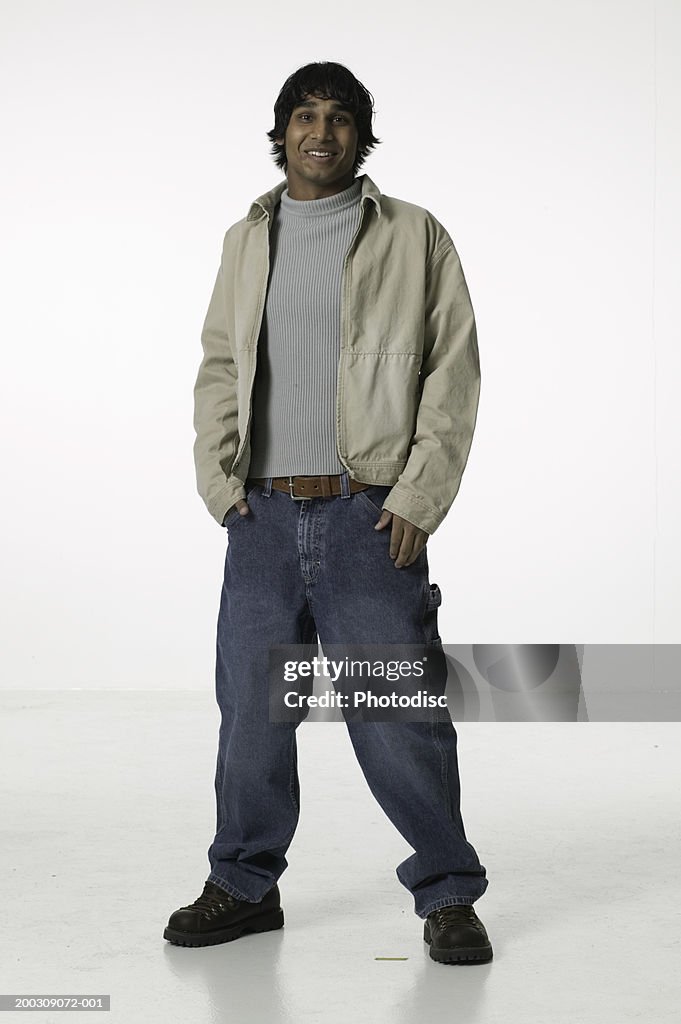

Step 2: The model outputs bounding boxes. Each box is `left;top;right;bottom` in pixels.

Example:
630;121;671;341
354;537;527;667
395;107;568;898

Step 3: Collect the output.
382;483;444;536
207;478;247;527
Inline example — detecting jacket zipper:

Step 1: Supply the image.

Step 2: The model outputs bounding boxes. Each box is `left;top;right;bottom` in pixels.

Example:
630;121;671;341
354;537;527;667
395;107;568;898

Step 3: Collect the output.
232;215;271;474
337;199;369;479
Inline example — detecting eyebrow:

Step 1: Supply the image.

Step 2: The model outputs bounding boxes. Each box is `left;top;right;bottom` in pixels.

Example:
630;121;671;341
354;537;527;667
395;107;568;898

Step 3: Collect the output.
293;99;352;113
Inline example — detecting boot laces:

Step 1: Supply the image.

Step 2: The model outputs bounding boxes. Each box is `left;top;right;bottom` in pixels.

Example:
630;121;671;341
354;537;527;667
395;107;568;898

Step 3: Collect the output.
434;905;480;930
189;883;238;917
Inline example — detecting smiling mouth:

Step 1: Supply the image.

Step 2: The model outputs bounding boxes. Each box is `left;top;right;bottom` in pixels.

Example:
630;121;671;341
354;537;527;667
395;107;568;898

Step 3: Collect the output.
304;150;338;161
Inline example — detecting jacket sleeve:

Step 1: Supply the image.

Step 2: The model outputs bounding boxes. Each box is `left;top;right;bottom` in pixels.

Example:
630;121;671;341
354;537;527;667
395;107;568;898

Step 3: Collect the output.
192;245;245;525
382;239;481;535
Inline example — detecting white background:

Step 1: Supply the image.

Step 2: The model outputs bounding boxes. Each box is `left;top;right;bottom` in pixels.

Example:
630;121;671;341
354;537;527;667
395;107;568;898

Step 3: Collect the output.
1;0;679;690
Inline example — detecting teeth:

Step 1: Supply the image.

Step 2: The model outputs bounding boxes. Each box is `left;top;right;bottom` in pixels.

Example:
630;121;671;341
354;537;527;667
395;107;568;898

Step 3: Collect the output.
308;151;334;157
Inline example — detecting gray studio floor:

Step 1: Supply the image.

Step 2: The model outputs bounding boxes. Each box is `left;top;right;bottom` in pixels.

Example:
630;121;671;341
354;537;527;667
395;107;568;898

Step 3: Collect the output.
1;690;679;1024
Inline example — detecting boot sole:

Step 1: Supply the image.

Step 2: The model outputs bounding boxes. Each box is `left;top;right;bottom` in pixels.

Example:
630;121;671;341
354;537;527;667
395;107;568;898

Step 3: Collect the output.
424;922;493;964
164;907;284;947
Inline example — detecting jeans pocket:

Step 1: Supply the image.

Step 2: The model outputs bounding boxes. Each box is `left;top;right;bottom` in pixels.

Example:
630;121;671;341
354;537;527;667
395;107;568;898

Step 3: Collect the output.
223;504;242;528
224;485;260;528
355;485;393;518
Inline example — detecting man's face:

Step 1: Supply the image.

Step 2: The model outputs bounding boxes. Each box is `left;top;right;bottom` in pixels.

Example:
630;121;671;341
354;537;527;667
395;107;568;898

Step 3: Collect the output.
276;93;359;200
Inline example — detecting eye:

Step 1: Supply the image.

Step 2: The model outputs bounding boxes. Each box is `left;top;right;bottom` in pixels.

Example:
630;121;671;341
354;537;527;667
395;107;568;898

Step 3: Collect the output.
296;112;350;123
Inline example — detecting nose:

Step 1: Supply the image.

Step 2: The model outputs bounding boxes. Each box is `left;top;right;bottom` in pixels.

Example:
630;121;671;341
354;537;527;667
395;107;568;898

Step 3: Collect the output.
312;120;333;142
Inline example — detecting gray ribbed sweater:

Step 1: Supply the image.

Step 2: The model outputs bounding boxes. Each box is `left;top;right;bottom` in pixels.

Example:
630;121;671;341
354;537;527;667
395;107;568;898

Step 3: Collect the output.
247;177;363;477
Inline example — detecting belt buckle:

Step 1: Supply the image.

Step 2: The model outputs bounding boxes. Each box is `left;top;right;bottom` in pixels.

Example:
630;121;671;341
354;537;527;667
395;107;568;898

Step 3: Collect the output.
288;475;309;501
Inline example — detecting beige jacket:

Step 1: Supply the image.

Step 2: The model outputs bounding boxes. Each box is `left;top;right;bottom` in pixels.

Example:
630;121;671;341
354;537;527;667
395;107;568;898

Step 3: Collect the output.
193;173;481;535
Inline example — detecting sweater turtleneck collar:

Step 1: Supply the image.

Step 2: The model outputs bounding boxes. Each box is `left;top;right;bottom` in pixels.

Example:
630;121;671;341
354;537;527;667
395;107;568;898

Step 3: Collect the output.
279;177;362;217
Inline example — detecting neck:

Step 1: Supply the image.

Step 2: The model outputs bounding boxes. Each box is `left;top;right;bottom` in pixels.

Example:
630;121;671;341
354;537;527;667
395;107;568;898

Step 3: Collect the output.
285;172;355;201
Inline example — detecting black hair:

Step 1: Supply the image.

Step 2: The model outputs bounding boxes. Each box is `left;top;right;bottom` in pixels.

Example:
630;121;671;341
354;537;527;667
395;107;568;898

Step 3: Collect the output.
267;61;382;176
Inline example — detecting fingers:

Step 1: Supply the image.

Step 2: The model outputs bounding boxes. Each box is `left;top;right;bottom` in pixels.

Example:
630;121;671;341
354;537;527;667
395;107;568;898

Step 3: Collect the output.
234;499;251;517
390;519;427;568
390;523;414;567
374;510;392;531
375;510;427;568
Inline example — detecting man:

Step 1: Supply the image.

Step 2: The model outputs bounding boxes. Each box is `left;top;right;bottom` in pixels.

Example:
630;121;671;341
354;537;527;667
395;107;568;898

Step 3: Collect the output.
163;61;492;965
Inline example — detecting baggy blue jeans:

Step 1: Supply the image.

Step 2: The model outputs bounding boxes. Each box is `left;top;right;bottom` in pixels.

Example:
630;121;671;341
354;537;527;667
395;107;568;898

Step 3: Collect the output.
207;473;489;918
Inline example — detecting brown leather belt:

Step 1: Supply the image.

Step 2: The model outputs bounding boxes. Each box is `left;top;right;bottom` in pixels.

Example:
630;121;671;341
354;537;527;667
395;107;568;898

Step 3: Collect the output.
250;474;370;500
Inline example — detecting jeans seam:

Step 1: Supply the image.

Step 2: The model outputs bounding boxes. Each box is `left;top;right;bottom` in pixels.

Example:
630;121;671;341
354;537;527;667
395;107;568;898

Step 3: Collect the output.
215;755;227;835
287;729;299;820
431;718;454;823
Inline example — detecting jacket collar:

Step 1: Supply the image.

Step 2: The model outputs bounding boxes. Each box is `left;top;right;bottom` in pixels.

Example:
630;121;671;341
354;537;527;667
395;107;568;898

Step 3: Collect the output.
246;172;383;222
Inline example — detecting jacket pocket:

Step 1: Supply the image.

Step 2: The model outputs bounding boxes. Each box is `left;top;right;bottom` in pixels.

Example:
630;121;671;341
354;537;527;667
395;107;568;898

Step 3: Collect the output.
340;352;420;463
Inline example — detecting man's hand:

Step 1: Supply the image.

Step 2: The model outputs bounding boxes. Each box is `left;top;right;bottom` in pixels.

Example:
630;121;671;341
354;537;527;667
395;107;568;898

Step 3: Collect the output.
223;499;252;525
374;509;429;568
